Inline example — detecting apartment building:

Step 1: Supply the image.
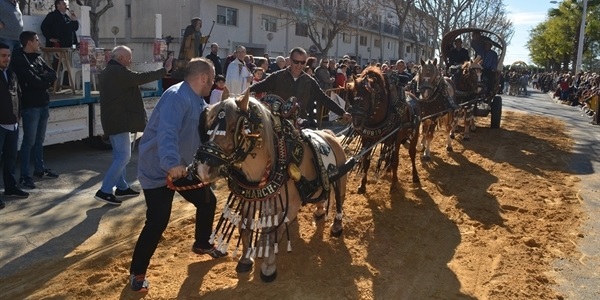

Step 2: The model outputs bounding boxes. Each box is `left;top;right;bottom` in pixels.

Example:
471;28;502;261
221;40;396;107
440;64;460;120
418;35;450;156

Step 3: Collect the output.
25;0;435;65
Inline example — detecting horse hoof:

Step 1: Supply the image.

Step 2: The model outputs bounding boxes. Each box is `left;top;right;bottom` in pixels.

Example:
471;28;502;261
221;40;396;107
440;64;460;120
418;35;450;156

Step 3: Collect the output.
330;228;343;238
450;133;455;139
260;270;277;283
463;136;470;141
357;186;366;194
422;156;431;161
313;212;326;222
447;146;453;152
236;261;254;273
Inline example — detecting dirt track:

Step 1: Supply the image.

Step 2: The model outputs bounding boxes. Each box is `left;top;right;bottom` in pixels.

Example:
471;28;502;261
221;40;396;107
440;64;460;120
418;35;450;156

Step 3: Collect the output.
0;111;582;300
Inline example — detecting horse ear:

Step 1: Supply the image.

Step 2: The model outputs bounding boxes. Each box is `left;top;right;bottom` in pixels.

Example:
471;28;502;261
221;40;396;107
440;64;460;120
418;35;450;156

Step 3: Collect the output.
433;58;438;66
237;89;250;112
221;86;230;101
421;58;426;66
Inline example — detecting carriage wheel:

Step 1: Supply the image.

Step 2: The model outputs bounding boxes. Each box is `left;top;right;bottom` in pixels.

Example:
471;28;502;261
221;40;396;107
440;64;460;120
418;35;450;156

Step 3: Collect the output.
491;96;502;129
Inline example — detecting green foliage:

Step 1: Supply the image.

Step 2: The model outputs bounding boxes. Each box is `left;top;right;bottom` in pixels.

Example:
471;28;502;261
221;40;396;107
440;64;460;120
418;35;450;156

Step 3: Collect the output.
529;0;600;71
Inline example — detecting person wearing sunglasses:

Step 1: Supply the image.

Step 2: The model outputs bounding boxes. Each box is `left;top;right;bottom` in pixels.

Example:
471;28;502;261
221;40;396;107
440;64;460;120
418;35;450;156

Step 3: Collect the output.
250;47;351;127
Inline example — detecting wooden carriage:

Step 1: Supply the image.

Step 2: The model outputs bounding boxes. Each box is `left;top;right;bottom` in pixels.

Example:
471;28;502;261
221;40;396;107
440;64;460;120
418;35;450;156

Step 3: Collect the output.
441;28;506;128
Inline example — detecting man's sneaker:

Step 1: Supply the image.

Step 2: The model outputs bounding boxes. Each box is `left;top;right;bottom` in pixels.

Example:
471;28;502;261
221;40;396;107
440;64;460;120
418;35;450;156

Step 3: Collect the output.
19;177;36;189
192;245;227;259
33;169;59;178
115;187;140;199
4;187;29;198
0;198;5;209
94;190;122;206
130;274;149;292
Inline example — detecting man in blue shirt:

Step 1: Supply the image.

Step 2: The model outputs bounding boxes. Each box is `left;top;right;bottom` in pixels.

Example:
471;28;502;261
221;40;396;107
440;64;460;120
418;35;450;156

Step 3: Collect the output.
480;40;498;95
129;58;225;293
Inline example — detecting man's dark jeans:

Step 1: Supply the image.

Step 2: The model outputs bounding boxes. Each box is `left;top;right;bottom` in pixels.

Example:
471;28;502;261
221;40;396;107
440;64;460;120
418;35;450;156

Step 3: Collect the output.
0;126;19;190
129;185;217;275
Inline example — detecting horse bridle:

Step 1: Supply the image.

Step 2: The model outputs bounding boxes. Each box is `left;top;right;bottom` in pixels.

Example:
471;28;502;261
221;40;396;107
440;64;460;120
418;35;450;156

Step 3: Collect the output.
418;69;444;102
196;104;263;170
347;75;383;122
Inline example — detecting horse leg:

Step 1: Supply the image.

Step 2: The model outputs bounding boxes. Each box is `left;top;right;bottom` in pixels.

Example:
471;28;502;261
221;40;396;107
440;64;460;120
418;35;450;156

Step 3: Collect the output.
446;113;455;152
330;181;344;237
357;149;372;194
463;107;471;141
389;141;401;192
416;121;428;153
260;229;278;282
235;226;254;273
423;120;434;161
409;125;421;185
313;201;326;221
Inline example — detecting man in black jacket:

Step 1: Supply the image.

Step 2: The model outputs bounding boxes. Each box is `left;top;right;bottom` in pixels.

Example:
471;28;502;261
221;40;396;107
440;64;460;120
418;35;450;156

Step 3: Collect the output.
0;42;29;207
10;31;58;189
95;45;170;206
205;43;222;75
250;47;351;127
41;0;79;48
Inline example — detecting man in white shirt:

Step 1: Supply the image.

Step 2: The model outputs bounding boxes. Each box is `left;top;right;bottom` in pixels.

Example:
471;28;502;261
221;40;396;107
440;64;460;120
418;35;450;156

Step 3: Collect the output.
225;45;252;96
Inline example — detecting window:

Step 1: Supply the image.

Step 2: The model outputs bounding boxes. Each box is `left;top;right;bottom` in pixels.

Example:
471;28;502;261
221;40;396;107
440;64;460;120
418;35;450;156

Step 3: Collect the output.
295;22;308;37
387;41;392;49
343;32;351;43
321;27;326;39
262;15;277;32
217;6;238;26
359;35;367;46
406;45;411;54
125;4;131;19
374;38;381;48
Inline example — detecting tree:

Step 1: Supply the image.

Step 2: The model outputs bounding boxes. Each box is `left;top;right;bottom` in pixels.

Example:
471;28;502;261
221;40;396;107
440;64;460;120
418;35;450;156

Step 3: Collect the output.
547;0;600;72
377;0;416;60
76;0;114;45
415;0;514;59
283;0;375;57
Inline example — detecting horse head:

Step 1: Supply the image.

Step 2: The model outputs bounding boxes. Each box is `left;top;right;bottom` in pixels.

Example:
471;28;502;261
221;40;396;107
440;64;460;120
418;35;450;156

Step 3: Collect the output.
345;66;388;130
417;58;442;100
195;91;274;183
462;58;484;94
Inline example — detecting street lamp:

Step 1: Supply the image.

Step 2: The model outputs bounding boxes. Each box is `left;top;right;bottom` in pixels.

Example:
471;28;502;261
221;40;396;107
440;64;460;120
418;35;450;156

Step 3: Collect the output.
550;0;587;73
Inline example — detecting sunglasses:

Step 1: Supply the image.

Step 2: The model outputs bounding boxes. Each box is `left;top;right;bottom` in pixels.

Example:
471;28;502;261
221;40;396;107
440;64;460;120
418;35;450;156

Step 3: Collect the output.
291;59;307;65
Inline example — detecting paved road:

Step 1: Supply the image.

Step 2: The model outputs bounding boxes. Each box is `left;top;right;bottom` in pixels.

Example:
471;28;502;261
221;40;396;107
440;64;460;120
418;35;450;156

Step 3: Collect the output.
0;89;599;298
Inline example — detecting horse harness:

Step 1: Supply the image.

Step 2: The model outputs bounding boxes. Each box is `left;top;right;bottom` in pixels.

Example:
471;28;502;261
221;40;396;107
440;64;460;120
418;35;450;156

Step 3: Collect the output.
197;94;339;205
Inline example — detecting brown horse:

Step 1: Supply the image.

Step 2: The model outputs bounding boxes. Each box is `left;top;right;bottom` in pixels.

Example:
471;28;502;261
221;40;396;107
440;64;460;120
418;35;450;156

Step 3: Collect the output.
449;58;484;141
195;92;347;282
415;58;457;160
344;66;421;193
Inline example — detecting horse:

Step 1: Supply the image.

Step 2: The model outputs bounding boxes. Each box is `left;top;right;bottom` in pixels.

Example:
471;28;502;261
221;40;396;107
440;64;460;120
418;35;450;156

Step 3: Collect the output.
194;92;347;282
344;66;421;193
448;58;484;141
414;58;457;160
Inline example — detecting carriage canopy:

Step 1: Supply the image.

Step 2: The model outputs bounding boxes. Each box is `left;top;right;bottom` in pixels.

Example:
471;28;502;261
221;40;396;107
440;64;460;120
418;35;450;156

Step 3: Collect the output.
441;28;506;72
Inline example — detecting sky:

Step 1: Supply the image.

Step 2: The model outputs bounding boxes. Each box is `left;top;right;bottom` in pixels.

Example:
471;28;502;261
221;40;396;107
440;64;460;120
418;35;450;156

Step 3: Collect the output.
502;0;558;66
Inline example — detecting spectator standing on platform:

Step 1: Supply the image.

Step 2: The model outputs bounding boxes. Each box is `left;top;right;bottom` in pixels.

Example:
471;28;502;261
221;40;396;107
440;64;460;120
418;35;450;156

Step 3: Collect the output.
10;31;58;189
95;45;170;206
129;58;225;293
0;42;29;207
205;43;222;75
225;45;252;96
0;0;23;51
179;17;203;60
41;0;79;48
